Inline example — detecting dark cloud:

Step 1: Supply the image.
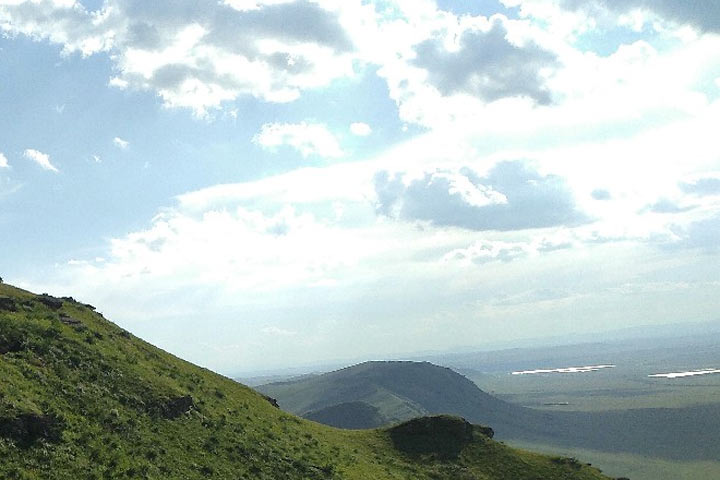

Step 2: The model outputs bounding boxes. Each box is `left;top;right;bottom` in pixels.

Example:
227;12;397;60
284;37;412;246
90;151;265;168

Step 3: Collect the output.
680;177;720;196
412;18;558;105
374;160;587;231
560;0;720;32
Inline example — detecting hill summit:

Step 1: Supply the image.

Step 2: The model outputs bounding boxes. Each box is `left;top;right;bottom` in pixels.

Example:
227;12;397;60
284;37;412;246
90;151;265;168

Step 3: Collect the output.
0;282;613;479
258;360;524;430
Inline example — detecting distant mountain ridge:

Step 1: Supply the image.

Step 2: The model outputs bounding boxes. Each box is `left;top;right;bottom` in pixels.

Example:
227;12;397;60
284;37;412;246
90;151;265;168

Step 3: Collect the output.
259;361;520;429
258;360;720;461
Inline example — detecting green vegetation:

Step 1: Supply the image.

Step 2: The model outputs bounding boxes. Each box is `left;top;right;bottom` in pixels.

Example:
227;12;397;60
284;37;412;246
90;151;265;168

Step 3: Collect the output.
259;359;720;466
0;283;612;480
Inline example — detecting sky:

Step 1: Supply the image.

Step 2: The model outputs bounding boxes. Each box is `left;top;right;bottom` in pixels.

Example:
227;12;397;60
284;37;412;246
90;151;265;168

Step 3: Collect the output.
1;0;720;375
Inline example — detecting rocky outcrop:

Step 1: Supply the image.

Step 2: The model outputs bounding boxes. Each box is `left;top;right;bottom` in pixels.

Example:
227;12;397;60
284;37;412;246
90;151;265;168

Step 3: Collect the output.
36;294;63;310
161;395;195;419
0;295;16;311
262;394;280;409
475;424;494;438
59;314;82;326
388;415;476;460
0;413;63;447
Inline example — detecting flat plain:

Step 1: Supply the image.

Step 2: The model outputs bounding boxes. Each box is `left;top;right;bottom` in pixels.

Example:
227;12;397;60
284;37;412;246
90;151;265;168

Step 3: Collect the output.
438;332;720;480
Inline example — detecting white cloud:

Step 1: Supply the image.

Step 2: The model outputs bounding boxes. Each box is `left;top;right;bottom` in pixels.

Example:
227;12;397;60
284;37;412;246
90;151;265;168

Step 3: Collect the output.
557;0;720;33
0;152;8;168
0;0;117;56
24;127;720;371
261;325;298;337
253;122;344;158
0;0;359;115
6;0;720;372
349;122;372;136
4;0;715;129
411;16;558;105
113;137;129;149
23;148;59;172
223;0;297;12
374;161;587;231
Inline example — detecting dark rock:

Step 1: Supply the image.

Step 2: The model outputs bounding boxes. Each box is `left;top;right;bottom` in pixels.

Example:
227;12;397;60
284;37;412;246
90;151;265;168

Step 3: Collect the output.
0;296;16;312
262;394;280;409
389;415;474;460
551;456;582;469
162;395;195;419
0;337;23;355
60;297;96;311
59;314;82;326
0;413;63;447
475;424;494;439
36;294;63;310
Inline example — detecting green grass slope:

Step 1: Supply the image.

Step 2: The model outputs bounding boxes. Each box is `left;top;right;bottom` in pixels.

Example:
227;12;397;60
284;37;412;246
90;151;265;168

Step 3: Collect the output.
0;283;614;480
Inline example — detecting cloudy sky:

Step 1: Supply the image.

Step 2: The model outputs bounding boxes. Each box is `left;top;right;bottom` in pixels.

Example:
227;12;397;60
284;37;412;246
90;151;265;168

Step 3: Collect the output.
1;0;719;375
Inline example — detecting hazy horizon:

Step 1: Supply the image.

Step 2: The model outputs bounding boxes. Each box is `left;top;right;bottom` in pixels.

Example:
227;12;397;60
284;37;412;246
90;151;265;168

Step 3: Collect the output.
2;0;720;373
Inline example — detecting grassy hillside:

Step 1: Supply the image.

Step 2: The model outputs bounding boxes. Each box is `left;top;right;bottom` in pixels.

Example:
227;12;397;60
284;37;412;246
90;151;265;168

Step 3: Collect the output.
0;283;613;480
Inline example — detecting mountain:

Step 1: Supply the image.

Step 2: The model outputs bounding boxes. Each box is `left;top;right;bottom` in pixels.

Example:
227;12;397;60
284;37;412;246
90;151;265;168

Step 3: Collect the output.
258;360;720;461
257;361;524;429
0;282;612;479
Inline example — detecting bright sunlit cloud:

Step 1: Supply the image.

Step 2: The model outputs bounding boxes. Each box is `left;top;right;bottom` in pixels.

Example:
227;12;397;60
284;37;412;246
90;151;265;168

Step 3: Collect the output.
23;149;59;173
350;122;372;136
253;122;344;158
113;137;129;149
